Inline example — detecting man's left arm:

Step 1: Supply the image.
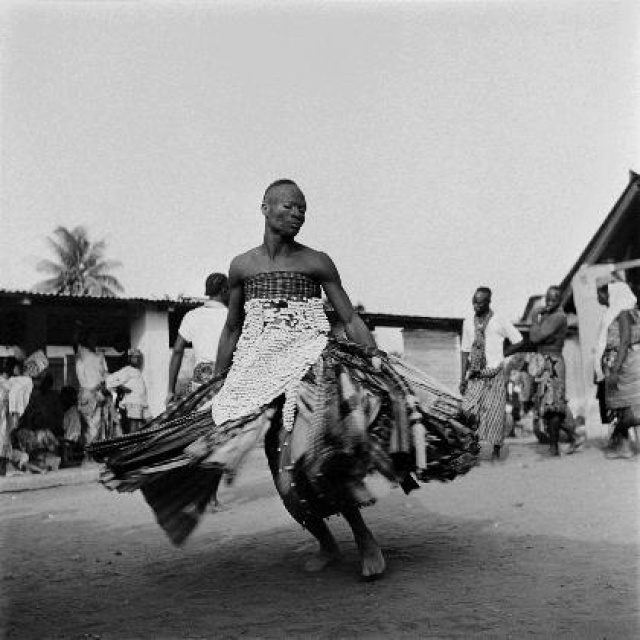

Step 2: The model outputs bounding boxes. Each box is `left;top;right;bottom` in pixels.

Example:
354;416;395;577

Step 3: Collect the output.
318;254;377;349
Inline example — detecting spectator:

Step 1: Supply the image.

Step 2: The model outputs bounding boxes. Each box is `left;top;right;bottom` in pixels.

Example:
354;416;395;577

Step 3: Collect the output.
7;360;33;435
74;325;109;444
106;349;149;433
526;286;580;456
601;277;640;459
166;273;229;405
505;367;523;437
0;359;14;476
59;385;87;468
460;286;523;460
109;333;131;435
12;372;63;472
60;386;85;444
594;275;614;425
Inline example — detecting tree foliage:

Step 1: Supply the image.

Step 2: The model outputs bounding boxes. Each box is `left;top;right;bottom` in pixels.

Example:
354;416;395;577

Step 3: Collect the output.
34;226;124;297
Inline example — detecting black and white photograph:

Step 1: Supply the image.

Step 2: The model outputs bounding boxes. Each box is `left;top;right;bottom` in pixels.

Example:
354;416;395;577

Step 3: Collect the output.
0;1;638;638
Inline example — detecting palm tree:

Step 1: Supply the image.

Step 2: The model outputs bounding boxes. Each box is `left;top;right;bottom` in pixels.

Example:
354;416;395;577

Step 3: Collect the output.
34;225;124;297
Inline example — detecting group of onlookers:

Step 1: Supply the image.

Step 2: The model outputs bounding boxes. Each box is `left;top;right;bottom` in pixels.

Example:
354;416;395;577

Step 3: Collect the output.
458;272;636;461
492;267;640;460
2;268;638;475
0;329;150;476
0;351;66;475
459;284;583;460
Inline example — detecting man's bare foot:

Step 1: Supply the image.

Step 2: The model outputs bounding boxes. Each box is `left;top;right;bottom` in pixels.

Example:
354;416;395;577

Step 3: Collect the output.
359;536;386;580
304;549;342;573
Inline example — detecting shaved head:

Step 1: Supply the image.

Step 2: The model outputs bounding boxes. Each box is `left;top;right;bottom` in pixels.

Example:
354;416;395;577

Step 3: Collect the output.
263;179;300;203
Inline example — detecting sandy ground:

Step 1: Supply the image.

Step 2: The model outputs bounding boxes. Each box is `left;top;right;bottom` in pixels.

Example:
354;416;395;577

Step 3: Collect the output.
1;438;639;640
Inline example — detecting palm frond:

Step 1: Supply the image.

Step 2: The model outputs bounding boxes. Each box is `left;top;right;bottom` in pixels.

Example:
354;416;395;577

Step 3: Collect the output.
33;276;66;293
36;258;64;275
93;274;125;292
90;259;123;273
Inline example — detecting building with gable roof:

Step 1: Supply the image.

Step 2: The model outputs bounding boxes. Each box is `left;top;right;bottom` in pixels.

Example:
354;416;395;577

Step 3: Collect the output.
518;171;640;434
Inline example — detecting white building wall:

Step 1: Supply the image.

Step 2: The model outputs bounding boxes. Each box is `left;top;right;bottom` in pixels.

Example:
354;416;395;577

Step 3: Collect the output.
372;327;404;356
401;328;461;393
131;309;171;417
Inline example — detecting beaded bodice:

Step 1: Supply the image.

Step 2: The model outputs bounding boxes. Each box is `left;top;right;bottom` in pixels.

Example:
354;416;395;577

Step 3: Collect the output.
212;272;330;430
243;271;322;301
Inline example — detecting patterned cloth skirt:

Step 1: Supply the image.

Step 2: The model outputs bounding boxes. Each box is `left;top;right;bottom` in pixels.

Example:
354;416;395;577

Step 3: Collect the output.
535;353;566;418
606;347;640;414
89;338;479;546
461;366;506;446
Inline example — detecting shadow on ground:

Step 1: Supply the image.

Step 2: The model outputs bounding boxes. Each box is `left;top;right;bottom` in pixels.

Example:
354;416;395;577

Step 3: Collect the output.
2;486;637;640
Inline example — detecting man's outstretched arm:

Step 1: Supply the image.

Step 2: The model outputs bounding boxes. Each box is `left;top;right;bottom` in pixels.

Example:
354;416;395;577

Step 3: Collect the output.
166;335;187;405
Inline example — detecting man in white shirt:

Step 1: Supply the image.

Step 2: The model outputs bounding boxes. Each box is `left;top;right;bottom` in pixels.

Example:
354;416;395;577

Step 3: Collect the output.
166;273;229;406
460;287;523;460
165;273;229;511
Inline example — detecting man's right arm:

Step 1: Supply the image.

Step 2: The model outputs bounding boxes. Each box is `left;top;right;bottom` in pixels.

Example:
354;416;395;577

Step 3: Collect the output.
502;318;526;355
529;312;564;345
459;319;470;393
166;334;188;405
214;259;245;375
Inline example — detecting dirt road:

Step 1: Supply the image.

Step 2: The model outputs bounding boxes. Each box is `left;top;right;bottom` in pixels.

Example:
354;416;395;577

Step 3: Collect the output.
1;440;638;639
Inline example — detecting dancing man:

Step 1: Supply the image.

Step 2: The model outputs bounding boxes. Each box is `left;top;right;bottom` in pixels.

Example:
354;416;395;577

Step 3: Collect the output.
90;179;479;580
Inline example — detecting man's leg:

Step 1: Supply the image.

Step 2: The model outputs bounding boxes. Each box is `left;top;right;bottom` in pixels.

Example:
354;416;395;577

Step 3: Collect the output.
79;392;100;447
341;505;386;579
558;416;579;453
298;515;342;572
606;412;635;458
263;413;341;571
547;415;561;456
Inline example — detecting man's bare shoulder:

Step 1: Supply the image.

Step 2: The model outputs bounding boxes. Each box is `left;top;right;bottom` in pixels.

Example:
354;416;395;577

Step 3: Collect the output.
295;245;330;266
299;247;339;281
229;248;262;280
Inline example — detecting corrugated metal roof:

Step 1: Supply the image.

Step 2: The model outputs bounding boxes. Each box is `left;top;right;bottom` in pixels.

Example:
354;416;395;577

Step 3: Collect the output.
0;288;202;307
363;312;462;332
0;287;465;328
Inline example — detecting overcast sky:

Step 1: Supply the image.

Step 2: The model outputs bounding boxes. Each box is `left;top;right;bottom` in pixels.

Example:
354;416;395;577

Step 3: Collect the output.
1;0;638;321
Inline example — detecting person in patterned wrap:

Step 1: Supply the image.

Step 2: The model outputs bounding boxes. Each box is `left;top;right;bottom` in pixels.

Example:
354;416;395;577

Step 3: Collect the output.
90;179;479;581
